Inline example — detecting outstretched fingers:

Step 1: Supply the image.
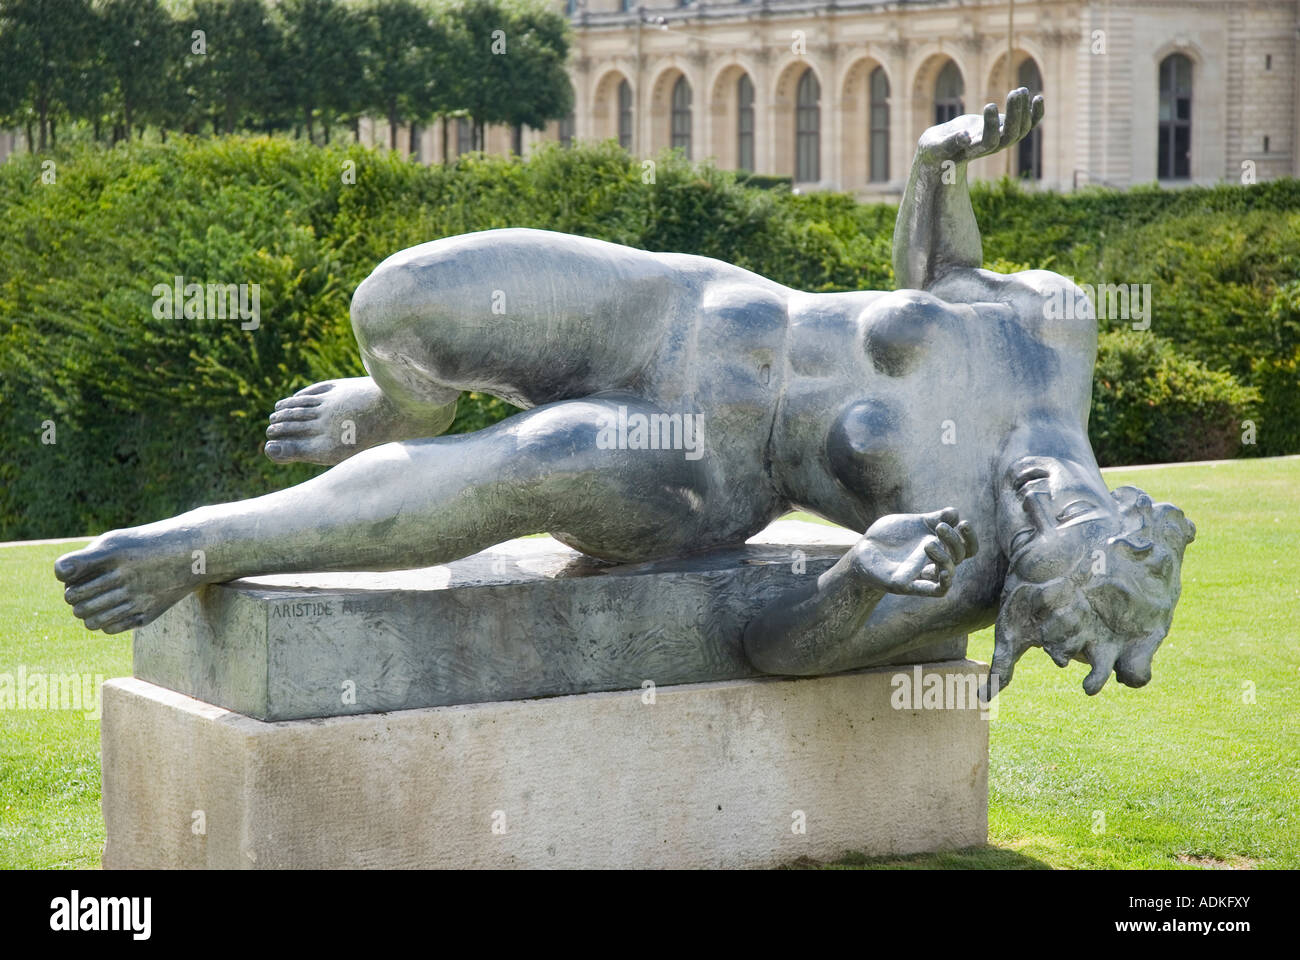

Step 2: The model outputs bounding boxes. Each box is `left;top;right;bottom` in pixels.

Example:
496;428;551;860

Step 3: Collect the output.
1001;87;1031;148
980;102;1000;153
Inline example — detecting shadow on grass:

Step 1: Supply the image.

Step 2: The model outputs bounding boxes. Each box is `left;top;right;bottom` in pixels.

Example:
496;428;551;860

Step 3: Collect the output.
783;845;1054;870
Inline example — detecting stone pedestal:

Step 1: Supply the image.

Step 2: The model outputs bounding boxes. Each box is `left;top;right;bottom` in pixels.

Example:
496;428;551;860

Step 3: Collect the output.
105;520;988;868
101;664;989;869
133;521;967;720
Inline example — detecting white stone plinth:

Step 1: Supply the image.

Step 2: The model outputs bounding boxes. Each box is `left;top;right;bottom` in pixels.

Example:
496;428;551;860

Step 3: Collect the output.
102;664;988;869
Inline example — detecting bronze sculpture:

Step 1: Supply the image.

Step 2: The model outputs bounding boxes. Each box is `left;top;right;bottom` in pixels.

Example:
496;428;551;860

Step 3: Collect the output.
56;90;1194;700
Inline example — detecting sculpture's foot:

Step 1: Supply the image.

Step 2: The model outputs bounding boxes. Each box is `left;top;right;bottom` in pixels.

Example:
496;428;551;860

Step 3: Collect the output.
264;377;454;466
54;527;205;634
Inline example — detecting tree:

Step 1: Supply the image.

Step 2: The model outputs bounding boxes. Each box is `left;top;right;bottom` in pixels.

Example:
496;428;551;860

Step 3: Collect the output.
360;0;443;150
0;0;98;149
447;0;571;153
185;0;284;134
277;0;364;143
95;0;175;141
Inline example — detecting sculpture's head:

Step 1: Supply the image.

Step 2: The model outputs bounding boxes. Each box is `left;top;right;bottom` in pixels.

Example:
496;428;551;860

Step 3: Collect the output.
986;456;1195;699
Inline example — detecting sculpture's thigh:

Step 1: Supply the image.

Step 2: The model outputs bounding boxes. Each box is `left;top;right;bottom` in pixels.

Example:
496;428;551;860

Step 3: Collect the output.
500;394;718;563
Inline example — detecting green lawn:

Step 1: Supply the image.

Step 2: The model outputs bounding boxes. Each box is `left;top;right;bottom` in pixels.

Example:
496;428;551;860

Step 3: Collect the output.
0;540;128;869
1;457;1297;869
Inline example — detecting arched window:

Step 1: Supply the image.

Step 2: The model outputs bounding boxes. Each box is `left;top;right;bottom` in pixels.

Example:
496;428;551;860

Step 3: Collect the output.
934;61;964;124
1017;58;1043;180
737;73;754;171
617;79;633;150
671;75;692;157
558;112;575;148
1158;53;1192;179
795;68;820;183
869;66;890;182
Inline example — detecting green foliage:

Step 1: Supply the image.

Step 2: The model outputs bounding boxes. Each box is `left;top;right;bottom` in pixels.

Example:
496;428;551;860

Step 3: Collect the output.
446;0;572;137
276;0;366;139
0;137;1293;539
0;0;573;149
0;0;98;148
734;173;792;191
1089;330;1260;467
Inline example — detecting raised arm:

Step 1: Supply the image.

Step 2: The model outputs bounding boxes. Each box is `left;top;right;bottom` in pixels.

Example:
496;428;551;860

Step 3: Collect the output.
892;88;1044;291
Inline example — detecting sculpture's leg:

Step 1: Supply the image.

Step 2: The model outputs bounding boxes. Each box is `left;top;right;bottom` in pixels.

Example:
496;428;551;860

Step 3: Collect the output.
55;395;712;633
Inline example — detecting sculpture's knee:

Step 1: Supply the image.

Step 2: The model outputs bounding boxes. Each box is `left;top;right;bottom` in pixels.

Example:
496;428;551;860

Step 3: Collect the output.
350;263;424;359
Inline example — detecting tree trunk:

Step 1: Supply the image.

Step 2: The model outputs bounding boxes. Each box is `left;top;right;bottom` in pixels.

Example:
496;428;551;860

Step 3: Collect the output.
409;121;419;158
38;99;48;151
512;123;522;156
475;118;484;152
305;110;315;144
440;117;448;164
49;116;55;149
352;117;360;142
25;119;33;152
388;102;398;150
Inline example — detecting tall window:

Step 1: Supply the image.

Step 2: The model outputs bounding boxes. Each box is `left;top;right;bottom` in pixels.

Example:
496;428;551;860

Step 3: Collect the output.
671;75;692;157
737;73;754;171
558;112;575;148
1017;58;1043;180
1158;53;1192;179
869;66;890;182
618;79;633;150
795;68;820;182
456;117;473;155
934;61;964;124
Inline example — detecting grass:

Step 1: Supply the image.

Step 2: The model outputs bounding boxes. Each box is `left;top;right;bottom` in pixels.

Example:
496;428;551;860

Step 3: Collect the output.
0;540;128;869
1;458;1296;869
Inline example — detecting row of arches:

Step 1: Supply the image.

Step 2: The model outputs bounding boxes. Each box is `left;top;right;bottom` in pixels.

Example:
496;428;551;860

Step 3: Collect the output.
586;52;1048;186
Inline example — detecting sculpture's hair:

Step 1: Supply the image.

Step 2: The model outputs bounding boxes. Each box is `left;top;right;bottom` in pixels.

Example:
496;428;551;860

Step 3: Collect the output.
997;486;1196;691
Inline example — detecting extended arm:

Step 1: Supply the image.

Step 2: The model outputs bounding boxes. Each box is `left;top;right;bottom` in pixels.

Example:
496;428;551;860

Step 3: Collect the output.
892;88;1044;291
743;510;978;675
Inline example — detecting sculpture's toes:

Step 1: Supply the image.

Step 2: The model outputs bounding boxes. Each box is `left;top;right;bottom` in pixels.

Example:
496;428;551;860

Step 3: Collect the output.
54;543;113;586
56;548;147;632
264;436;348;465
265;389;352;465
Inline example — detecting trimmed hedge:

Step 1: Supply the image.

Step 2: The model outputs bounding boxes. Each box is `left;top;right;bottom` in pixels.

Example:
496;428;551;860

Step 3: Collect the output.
0;137;1289;538
1090;330;1261;466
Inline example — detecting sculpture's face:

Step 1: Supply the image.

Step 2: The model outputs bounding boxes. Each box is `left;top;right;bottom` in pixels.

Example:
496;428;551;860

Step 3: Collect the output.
988;458;1195;697
997;454;1121;584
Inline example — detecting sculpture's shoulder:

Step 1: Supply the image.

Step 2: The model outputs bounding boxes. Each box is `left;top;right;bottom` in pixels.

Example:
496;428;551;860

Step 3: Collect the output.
930;266;1097;353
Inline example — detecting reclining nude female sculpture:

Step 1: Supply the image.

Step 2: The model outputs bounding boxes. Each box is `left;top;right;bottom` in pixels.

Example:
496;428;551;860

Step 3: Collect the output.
56;90;1194;700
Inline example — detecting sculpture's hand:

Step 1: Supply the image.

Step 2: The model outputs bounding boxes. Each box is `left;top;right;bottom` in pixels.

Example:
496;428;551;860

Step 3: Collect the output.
917;87;1044;166
850;508;978;597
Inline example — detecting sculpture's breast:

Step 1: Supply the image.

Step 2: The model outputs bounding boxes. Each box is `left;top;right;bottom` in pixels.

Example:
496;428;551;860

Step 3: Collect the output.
860;289;958;378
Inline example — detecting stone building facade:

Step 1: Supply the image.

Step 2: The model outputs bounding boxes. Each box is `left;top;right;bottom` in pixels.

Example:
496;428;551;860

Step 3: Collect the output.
390;0;1300;197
